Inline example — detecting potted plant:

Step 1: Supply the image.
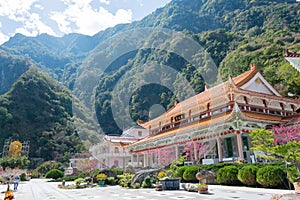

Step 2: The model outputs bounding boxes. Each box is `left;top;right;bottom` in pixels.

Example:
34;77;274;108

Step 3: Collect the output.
197;183;208;194
96;173;107;186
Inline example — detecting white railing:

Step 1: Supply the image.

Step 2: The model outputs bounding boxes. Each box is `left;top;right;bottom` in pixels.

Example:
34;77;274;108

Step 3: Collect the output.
93;152;131;158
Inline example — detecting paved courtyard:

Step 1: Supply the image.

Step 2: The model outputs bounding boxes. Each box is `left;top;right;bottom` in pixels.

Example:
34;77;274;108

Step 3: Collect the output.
0;179;298;200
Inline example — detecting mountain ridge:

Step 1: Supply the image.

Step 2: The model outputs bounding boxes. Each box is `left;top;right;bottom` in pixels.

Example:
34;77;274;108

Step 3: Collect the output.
0;0;299;159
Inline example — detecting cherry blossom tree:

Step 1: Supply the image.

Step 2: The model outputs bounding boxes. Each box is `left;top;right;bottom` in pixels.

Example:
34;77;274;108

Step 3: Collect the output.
184;141;209;161
76;159;98;173
157;148;175;167
250;125;300;182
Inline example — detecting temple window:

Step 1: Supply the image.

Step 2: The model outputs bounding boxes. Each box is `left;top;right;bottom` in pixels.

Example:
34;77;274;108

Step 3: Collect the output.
174;114;185;122
114;147;119;154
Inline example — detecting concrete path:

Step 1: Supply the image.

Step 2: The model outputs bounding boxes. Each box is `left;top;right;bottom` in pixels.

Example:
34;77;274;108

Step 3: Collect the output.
0;179;298;200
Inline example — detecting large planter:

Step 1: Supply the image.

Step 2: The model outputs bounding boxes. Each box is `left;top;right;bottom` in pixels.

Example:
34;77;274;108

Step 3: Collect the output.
294;182;300;194
160;178;181;190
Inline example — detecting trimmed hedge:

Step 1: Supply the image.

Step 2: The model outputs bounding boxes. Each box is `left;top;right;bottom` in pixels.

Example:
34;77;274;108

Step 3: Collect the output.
183;165;199;182
217;166;240;185
174;166;188;178
238;165;258;186
20;173;27;181
45;169;64;179
256;166;285;188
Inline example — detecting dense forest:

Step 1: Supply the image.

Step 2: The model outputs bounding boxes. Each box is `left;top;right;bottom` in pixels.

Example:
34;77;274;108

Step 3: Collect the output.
0;0;299;161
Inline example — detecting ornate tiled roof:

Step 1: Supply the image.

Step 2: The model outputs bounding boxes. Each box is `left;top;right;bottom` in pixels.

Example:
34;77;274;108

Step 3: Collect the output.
232;64;258;87
285;49;300;57
137;65;264;127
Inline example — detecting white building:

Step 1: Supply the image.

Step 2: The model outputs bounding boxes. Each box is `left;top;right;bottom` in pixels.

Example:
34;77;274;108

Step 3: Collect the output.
89;127;148;168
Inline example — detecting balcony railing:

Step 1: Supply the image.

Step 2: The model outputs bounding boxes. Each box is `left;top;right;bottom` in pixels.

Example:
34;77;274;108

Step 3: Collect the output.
93;152;131;158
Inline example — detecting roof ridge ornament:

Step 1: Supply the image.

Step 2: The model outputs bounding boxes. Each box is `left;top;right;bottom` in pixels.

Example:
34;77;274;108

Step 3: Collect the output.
233;102;241;113
227;74;237;89
250;63;257;71
205;84;209;91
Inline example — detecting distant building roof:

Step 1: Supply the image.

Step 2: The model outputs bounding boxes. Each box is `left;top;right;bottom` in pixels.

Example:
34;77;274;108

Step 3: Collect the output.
285;49;300;72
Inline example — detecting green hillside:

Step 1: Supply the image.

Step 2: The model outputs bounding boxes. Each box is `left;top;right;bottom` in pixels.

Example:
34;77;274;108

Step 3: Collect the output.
91;0;300;134
0;50;32;94
0;0;299;139
0;67;86;163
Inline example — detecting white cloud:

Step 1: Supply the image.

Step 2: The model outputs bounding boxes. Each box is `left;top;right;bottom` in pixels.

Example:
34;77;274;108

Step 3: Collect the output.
99;0;110;5
137;0;144;7
19;13;57;36
0;0;56;37
50;0;132;35
34;4;44;10
0;22;9;44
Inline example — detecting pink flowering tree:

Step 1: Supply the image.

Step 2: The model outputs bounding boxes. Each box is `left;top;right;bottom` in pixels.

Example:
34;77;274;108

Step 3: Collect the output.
76;159;98;174
157;148;175;167
250;125;300;182
184;141;208;161
146;148;176;168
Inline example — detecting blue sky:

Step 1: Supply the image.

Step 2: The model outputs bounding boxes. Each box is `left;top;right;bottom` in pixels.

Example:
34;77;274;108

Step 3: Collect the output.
0;0;171;44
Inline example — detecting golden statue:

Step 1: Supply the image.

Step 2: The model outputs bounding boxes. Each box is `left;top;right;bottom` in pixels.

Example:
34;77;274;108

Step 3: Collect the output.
8;141;22;157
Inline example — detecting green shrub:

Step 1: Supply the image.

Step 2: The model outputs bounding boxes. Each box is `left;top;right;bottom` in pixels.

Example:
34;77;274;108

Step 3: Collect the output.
183;165;199;182
287;165;299;183
36;161;64;176
20;173;27;181
203;162;240;172
132;183;141;189
174;166;188;178
111;168;124;175
106;177;116;185
118;173;134;188
217;166;240;185
238;165;258;186
141;176;153;188
75;178;85;187
45;169;64;179
256;166;285;188
0;177;5;183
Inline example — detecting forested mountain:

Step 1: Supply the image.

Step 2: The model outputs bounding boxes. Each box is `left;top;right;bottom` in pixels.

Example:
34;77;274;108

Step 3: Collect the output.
91;0;300;134
0;51;32;94
0;0;299;157
1;33;98;89
0;66;87;163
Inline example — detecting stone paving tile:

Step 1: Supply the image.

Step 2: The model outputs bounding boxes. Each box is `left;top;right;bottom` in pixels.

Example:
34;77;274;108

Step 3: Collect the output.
1;180;299;200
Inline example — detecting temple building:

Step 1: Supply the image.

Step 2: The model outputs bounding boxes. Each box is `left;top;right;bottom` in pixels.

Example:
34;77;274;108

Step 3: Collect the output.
125;65;300;168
